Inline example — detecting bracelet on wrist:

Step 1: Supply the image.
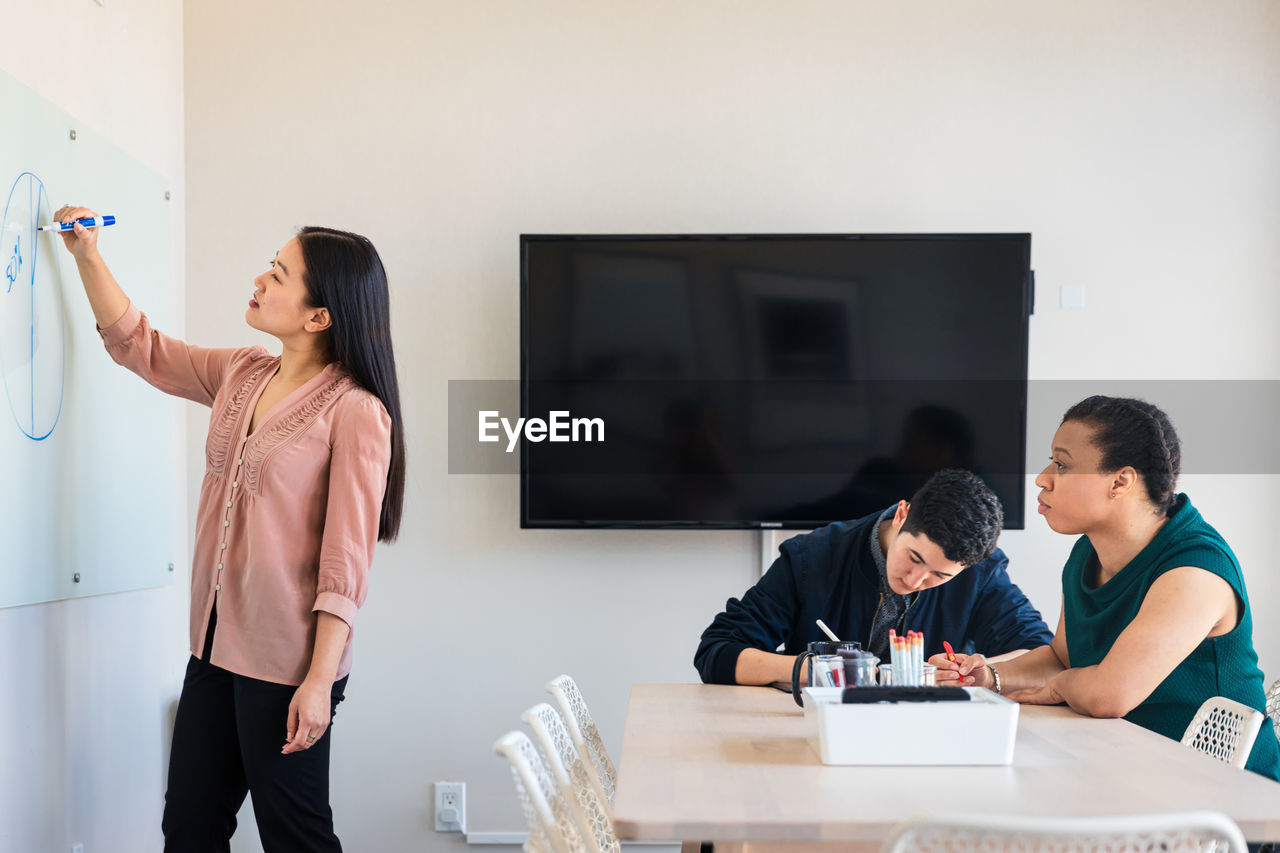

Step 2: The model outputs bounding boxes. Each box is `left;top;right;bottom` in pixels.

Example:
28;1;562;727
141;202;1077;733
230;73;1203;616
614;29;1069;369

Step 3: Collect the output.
986;663;1002;694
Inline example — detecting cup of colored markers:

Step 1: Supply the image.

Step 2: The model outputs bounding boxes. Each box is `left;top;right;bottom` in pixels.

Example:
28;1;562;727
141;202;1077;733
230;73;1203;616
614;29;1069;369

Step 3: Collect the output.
888;629;929;686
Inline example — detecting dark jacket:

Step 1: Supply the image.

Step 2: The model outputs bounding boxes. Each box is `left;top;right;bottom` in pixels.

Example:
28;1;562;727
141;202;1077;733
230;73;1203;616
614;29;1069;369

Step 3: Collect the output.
694;510;1054;684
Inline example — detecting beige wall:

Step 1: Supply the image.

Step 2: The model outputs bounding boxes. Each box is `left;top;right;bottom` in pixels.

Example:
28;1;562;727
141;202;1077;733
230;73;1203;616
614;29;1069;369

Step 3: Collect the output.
184;3;1280;850
0;1;186;851
7;1;1279;851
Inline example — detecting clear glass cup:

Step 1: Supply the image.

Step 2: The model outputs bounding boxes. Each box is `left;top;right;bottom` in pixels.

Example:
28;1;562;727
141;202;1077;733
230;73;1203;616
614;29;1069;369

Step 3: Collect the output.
811;654;845;688
792;641;859;704
877;663;895;686
922;663;937;687
843;654;880;687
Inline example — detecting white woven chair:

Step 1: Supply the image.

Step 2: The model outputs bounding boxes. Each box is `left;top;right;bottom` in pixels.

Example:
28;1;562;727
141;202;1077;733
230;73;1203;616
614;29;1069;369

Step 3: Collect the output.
881;810;1248;853
1180;695;1265;769
494;730;590;853
546;675;618;811
522;703;620;853
1266;679;1279;742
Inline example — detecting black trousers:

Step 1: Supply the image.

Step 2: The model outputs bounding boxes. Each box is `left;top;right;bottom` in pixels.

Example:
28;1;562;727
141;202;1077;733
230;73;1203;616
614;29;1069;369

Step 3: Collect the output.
162;644;348;852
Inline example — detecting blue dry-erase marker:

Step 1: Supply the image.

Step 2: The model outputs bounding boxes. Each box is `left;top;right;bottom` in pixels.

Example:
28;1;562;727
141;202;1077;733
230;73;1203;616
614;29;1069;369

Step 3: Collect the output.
38;215;117;232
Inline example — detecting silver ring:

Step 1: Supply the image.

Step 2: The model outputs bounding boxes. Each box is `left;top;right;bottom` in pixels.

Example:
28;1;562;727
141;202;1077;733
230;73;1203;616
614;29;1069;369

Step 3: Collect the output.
306;734;316;742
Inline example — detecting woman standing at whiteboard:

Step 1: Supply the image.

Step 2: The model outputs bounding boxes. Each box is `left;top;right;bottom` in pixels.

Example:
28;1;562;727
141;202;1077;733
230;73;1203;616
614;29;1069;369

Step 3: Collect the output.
56;205;406;851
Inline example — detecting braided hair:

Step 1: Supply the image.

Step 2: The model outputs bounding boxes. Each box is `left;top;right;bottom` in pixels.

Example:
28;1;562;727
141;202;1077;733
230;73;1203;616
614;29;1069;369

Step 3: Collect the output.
1062;396;1181;516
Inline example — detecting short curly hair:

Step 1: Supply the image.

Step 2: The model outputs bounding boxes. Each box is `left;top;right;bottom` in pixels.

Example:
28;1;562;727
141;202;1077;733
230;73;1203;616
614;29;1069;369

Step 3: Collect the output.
899;469;1003;567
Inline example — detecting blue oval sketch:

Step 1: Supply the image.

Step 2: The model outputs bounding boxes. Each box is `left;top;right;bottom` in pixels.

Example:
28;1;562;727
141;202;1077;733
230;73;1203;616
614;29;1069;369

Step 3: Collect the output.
0;172;66;441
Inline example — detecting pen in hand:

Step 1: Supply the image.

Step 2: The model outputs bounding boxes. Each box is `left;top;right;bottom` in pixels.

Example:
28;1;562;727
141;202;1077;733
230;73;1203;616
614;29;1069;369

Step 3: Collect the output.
942;640;965;685
38;215;117;232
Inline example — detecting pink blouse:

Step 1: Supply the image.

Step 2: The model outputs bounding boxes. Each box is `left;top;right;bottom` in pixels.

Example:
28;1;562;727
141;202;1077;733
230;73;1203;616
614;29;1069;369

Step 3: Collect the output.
100;304;392;685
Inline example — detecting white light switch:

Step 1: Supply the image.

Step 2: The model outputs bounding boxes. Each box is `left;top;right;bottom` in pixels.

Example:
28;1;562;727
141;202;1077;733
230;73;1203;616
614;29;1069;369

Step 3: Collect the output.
1060;285;1085;309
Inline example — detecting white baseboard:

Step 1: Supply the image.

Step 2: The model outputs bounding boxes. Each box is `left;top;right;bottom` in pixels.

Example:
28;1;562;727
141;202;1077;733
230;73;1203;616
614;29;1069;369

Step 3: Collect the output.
466;831;528;845
465;832;675;848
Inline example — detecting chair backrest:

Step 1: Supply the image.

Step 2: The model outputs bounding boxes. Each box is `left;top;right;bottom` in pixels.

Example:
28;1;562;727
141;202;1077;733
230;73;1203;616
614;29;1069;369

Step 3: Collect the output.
546;674;618;809
881;810;1248;853
1266;679;1279;742
1180;695;1265;769
494;730;591;853
523;703;620;853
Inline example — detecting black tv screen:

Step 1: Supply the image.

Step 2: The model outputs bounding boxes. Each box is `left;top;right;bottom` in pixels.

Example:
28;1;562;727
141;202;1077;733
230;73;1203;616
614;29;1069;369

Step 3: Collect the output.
521;234;1031;529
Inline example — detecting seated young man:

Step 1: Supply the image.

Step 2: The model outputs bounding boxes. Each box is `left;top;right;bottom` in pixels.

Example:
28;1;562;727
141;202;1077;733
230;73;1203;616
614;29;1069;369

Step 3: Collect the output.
694;468;1053;686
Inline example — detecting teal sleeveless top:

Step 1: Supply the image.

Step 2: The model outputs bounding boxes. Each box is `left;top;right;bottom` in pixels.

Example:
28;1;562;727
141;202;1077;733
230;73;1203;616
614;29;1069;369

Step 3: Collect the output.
1062;494;1280;781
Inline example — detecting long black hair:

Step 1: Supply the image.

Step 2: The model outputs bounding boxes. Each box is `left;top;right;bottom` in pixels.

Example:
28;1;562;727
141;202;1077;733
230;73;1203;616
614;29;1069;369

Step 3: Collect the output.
297;226;406;542
1062;395;1180;516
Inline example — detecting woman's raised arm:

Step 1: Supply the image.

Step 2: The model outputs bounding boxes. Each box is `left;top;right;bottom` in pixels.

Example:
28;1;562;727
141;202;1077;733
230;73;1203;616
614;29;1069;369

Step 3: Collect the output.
55;204;130;329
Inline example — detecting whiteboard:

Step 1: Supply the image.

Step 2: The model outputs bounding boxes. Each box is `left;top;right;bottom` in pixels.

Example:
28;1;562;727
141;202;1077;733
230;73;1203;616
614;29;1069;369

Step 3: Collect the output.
0;69;175;606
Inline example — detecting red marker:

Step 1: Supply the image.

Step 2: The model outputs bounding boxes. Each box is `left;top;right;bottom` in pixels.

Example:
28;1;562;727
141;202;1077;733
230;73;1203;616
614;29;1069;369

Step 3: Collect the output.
943;640;964;685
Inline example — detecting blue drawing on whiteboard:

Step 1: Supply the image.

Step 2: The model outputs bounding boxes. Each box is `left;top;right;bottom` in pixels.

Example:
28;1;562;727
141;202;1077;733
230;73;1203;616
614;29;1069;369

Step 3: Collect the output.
5;233;18;293
0;172;66;441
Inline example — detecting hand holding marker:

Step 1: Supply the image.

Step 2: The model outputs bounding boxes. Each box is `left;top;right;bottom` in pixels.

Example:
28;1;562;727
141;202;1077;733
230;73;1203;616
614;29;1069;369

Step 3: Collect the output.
943;640;965;686
38;215;116;232
49;206;112;263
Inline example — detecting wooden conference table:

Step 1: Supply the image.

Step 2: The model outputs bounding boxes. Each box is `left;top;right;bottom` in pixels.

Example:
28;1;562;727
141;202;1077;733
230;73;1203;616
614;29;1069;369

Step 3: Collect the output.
613;684;1280;849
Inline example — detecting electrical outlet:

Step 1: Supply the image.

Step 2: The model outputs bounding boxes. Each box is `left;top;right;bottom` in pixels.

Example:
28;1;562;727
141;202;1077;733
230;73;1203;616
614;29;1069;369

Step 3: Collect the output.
434;781;466;832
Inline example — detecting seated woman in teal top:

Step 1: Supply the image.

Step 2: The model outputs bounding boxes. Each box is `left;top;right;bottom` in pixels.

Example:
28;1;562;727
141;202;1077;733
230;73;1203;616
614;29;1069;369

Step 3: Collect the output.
933;395;1280;781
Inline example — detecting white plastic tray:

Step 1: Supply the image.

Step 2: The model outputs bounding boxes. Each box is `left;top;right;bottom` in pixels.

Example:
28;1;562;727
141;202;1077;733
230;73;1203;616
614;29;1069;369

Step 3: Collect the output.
801;686;1019;765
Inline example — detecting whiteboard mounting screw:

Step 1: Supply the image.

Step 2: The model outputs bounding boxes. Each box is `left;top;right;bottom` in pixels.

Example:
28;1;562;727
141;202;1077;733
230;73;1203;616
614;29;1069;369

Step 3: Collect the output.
168;563;175;572
165;191;171;201
73;573;81;583
69;130;77;141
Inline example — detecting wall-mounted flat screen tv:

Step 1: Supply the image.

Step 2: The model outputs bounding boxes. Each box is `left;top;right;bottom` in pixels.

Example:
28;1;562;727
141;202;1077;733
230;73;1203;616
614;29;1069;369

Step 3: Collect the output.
521;234;1031;529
